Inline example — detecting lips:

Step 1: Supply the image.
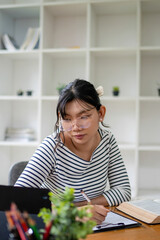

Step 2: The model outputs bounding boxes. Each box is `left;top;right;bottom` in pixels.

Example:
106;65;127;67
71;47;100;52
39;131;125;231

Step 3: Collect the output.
74;134;85;140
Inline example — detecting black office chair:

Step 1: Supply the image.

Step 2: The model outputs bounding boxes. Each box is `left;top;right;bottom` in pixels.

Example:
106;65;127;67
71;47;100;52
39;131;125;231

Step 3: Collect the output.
8;161;28;185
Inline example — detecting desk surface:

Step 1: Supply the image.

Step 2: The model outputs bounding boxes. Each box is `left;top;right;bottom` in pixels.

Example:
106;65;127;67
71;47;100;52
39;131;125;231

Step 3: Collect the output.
0;207;160;240
86;207;160;240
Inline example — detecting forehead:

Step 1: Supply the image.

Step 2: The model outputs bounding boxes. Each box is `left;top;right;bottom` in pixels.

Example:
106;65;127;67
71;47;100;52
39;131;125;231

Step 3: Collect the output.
64;100;94;115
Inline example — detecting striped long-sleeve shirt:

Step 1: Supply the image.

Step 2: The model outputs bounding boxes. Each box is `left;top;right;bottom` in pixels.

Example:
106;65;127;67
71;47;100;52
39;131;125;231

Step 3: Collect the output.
15;128;131;206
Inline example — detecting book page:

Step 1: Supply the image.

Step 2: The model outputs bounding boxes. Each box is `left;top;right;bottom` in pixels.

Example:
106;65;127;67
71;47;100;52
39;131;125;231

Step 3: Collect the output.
128;199;160;215
93;211;139;231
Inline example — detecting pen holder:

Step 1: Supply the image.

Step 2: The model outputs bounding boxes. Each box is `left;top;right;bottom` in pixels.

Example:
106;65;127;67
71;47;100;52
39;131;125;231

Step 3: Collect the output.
8;227;21;240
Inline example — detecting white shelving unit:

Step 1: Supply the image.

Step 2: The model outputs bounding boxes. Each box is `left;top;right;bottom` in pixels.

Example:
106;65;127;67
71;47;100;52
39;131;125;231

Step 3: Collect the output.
0;0;160;199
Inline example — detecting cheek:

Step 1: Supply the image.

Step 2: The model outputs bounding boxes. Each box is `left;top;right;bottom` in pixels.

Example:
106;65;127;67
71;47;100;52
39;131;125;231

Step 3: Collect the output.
89;119;100;130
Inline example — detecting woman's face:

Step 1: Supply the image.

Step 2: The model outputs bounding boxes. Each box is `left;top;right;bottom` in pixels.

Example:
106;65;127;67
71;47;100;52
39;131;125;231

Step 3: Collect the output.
60;100;105;144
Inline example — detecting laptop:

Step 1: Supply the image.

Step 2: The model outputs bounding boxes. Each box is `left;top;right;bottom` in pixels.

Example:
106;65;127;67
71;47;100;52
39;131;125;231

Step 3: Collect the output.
0;185;51;214
0;185;51;239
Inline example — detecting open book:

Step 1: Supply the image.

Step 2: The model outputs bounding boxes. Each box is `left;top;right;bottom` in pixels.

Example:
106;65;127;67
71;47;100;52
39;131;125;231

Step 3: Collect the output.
116;199;160;224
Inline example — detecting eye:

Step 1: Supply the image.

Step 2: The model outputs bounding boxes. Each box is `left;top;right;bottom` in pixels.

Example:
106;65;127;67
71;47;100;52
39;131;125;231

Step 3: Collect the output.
63;118;71;122
81;115;90;120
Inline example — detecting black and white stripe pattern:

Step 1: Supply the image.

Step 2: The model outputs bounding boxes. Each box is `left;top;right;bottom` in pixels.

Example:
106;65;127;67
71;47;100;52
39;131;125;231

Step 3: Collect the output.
15;129;131;206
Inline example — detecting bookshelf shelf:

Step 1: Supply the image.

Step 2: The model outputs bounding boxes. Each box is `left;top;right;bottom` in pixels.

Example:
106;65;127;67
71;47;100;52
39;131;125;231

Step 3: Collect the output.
0;0;159;197
0;96;39;100
0;141;39;147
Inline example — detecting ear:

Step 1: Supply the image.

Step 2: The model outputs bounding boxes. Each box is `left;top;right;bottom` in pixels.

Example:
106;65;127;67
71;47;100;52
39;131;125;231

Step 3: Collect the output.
98;105;106;122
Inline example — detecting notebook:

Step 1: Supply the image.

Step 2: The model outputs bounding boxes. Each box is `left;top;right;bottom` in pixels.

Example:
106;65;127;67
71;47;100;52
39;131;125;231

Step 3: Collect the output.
0;185;51;214
93;211;141;232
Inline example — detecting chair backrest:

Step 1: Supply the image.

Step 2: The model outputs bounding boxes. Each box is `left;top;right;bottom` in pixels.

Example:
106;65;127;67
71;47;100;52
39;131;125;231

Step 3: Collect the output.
8;161;28;185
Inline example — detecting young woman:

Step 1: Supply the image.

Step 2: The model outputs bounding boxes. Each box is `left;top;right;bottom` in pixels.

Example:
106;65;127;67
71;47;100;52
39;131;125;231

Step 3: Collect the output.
15;79;131;224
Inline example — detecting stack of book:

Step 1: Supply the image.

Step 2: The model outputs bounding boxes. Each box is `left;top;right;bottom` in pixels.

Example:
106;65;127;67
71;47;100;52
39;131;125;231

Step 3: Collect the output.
1;27;40;51
5;127;35;142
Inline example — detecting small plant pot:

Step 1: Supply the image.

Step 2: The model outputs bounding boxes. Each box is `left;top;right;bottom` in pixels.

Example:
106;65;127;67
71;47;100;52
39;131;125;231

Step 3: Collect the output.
113;90;119;96
26;90;33;96
17;90;24;96
57;87;65;95
158;88;160;96
56;84;66;95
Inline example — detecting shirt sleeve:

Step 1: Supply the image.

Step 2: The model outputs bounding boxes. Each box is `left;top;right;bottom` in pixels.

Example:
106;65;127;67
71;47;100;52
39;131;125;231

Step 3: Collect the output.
103;133;131;206
14;136;56;188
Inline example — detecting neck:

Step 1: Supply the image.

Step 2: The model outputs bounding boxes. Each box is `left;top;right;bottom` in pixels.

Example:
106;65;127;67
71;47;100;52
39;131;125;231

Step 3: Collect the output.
70;130;101;154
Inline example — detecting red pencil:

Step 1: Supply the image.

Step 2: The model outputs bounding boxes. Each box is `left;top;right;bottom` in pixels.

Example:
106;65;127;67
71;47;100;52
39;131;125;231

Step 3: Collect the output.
10;202;28;240
43;220;53;240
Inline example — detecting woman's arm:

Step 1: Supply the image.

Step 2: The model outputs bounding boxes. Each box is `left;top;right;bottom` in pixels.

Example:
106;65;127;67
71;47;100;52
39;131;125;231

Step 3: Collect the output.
74;195;108;207
75;133;131;208
15;136;55;188
103;133;131;206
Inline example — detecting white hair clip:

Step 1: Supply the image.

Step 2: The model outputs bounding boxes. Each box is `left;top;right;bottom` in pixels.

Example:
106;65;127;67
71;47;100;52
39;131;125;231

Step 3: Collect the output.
96;86;104;97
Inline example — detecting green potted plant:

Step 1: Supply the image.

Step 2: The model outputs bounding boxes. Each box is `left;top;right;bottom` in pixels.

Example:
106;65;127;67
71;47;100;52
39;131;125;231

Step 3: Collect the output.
112;86;120;96
17;89;24;96
56;83;66;95
38;187;95;240
26;90;33;96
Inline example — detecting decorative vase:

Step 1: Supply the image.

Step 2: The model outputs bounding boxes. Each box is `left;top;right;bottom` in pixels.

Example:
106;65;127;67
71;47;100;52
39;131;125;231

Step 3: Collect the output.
17;90;23;96
113;90;119;96
26;90;33;96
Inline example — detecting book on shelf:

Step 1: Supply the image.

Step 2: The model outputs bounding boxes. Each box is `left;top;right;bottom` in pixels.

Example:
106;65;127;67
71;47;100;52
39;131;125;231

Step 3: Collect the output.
1;34;18;51
1;27;40;51
25;28;40;50
20;27;40;50
5;127;35;142
116;199;160;224
20;28;35;50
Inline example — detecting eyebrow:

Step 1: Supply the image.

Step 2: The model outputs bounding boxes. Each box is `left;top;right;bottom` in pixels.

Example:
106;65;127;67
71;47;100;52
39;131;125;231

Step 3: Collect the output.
65;109;92;117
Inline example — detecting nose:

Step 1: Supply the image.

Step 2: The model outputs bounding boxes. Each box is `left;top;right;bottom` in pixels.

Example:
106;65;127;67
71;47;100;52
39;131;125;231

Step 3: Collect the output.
71;119;81;130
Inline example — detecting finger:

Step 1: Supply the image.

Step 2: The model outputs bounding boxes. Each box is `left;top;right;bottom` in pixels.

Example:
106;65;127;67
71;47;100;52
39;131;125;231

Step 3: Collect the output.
94;205;109;217
93;218;103;225
92;211;106;223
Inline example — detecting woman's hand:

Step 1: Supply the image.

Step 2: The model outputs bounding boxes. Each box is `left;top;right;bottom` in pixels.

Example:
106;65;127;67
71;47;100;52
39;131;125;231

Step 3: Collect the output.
90;205;109;225
77;204;109;225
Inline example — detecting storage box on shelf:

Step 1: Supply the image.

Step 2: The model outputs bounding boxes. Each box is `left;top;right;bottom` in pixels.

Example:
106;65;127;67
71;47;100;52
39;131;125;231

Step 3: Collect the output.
0;0;159;199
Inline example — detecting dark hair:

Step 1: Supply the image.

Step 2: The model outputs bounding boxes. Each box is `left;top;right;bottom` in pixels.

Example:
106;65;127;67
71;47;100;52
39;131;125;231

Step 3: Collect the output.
56;79;101;120
54;79;104;145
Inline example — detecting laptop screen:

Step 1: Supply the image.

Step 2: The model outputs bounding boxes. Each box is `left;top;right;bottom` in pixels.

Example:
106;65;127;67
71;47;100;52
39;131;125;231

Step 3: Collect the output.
0;185;51;214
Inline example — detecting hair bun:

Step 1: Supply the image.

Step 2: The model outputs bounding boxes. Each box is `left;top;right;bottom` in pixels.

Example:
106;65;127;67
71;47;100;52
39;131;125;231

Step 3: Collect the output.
96;86;104;97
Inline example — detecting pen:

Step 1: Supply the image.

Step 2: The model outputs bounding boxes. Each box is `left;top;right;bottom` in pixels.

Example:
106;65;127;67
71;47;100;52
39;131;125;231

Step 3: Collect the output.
96;222;124;229
80;190;91;203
